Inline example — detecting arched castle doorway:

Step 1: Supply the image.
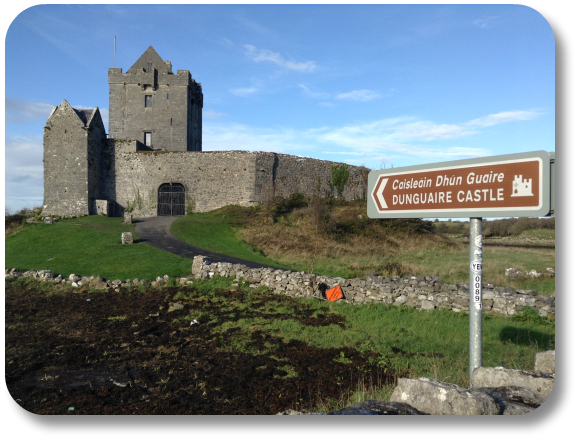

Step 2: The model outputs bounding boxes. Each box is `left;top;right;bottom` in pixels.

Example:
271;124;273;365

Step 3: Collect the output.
157;183;185;216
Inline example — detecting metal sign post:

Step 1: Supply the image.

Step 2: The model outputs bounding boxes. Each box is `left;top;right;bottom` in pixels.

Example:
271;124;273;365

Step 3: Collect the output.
469;218;483;387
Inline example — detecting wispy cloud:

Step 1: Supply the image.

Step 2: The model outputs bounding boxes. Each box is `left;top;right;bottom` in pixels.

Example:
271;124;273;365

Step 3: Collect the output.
335;89;380;102
6;98;109;130
464;110;543;127
202;109;543;166
204;109;228;119
5;133;44;210
5;98;55;123
473;16;498;29
318;102;338;108
299;84;330;99
230;85;260;97
243;45;317;72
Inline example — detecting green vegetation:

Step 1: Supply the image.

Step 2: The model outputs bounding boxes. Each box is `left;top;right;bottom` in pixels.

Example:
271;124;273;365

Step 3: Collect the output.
5;215;192;280
328;163;350;199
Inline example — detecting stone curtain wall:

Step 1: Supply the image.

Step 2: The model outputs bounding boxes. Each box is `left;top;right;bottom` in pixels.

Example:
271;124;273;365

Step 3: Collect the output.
111;149;258;216
43;102;91;217
254;152;367;202
107;147;369;217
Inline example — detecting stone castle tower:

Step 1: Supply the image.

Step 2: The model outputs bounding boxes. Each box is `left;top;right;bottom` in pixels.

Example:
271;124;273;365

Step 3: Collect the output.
108;46;203;151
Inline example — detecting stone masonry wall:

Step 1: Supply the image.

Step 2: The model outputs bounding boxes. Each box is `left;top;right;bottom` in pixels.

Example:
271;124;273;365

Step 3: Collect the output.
43;102;91;217
254;152;367;202
112;150;258;216
108;147;369;217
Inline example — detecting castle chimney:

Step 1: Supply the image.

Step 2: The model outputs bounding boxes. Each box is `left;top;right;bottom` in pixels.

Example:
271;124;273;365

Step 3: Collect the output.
165;60;172;72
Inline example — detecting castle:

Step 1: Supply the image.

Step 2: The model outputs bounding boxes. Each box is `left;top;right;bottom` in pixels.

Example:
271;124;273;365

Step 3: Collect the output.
43;46;367;218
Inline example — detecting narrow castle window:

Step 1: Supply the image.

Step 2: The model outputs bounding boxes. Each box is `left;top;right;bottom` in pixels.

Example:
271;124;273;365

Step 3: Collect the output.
145;95;152;107
145;132;152;147
148;61;153;71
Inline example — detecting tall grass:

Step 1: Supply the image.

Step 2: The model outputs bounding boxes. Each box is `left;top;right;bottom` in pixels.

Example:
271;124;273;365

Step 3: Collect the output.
238;207;555;292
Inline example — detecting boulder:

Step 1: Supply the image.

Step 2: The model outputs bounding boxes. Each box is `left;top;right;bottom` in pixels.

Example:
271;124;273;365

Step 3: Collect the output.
390;378;500;415
534;350;555;374
192;256;210;275
475;386;544;415
471;367;554;399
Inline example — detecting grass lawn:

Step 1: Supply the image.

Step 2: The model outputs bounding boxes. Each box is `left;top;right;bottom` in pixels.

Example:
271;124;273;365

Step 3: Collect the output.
5;216;192;280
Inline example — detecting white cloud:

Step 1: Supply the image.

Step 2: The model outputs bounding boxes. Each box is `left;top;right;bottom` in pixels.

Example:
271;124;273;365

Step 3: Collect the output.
202;108;543;165
5;98;109;131
335;89;380;102
204;109;228;119
473;16;498;29
5;98;55;123
299;84;331;99
230;86;260;97
464;110;543;128
4;134;44;211
243;45;317;72
220;37;234;47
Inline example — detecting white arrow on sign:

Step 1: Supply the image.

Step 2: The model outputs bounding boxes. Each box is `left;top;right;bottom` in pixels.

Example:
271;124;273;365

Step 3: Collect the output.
372;177;389;210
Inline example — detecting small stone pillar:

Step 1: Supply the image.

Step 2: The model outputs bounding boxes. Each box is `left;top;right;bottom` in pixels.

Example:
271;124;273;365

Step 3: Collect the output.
192;255;210;275
121;232;133;245
124;213;132;224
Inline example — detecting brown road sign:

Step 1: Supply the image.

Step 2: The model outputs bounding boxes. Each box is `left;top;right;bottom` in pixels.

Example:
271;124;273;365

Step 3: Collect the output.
367;151;553;218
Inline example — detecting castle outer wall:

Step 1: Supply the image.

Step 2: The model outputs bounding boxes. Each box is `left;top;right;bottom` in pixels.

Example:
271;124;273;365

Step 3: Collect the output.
104;146;367;217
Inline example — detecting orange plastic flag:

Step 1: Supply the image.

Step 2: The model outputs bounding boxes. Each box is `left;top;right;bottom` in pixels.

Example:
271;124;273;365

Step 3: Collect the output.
325;285;344;302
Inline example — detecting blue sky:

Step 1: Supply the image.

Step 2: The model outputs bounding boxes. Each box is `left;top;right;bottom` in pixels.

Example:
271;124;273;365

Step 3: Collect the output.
4;3;555;212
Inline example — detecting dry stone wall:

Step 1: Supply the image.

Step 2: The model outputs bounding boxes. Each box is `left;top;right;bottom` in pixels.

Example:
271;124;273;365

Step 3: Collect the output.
189;256;555;318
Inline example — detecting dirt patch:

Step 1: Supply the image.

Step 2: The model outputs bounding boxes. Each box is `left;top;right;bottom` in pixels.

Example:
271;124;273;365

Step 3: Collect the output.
5;280;396;415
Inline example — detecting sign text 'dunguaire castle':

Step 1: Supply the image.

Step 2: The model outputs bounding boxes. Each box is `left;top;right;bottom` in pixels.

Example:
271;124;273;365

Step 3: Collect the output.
371;158;543;215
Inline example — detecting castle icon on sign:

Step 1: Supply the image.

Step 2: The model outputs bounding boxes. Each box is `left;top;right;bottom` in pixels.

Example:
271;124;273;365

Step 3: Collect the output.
512;175;533;197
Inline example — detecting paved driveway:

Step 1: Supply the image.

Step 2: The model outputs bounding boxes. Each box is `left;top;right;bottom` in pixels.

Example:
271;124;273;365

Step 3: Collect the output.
133;216;282;269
